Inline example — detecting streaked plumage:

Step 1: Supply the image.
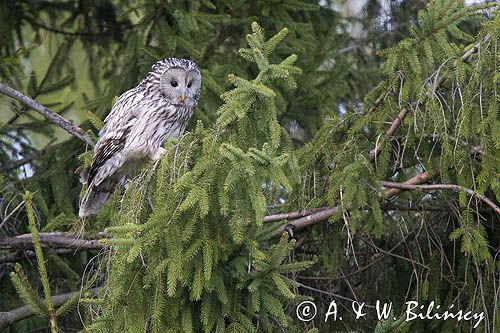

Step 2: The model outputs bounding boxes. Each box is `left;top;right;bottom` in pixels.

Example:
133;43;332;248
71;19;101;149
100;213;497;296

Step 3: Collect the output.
79;58;201;217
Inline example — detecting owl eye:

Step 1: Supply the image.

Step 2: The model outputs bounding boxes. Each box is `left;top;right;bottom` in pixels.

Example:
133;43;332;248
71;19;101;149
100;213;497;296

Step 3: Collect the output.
171;80;178;87
187;81;192;88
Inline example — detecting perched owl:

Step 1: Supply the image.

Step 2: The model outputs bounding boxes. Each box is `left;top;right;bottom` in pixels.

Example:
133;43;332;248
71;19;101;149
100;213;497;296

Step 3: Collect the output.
79;58;201;218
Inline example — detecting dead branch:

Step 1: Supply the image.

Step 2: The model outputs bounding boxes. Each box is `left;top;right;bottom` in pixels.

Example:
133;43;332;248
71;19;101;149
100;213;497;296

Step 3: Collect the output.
382;171;435;197
0;83;94;147
263;207;328;223
0;232;107;250
381;202;492;213
3;175;496;253
0;287;101;329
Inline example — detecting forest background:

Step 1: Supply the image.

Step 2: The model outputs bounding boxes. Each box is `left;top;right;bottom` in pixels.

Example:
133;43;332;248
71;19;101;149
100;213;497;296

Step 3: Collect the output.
0;0;499;332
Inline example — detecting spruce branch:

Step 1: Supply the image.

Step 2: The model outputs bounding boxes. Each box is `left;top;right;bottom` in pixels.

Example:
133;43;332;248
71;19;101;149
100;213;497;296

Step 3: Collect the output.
0;205;420;253
380;181;500;215
0;83;94;146
0;288;101;330
270;171;435;238
0;144;59;173
368;32;493;162
365;84;393;115
9;264;48;319
24;192;58;333
9;174;490;255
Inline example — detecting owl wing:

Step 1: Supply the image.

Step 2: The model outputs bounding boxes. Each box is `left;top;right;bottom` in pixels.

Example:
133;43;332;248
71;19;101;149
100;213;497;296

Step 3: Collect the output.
86;89;142;186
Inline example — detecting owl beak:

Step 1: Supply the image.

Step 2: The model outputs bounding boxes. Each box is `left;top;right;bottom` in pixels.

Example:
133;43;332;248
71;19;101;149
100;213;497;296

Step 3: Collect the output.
180;95;186;104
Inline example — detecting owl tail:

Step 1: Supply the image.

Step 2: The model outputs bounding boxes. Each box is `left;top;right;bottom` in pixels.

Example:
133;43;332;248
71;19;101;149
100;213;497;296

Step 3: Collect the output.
78;185;111;218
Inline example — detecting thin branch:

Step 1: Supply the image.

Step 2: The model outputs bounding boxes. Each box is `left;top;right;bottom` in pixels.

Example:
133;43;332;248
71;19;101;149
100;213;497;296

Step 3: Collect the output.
0;83;94;147
0;144;58;173
365;85;393;115
381;202;493;213
271;171;434;238
381;181;500;215
22;12;137;38
460;33;492;62
0;288;101;329
369;104;412;162
0;249;74;264
23;15;108;37
0;232;107;250
0;201;24;230
296;281;375;308
356;234;430;269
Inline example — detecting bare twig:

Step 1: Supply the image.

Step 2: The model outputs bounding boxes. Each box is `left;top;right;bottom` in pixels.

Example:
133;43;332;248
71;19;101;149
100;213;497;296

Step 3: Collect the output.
381;202;492;213
381;181;500;215
0;83;94;146
296;281;363;305
0;287;101;329
0;201;24;230
357;234;430;269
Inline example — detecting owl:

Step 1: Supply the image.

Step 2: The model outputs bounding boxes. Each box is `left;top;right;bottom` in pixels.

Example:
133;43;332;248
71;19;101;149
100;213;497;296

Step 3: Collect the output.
79;58;201;218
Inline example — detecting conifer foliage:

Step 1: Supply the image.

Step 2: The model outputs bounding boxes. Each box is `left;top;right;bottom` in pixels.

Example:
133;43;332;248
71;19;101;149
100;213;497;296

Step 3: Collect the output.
86;23;312;332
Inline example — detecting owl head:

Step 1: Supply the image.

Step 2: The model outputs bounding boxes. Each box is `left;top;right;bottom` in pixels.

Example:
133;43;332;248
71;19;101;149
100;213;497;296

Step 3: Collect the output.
157;58;201;107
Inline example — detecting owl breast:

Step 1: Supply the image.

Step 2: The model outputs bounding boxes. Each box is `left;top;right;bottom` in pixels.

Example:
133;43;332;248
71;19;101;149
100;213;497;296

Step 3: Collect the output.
124;102;193;161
